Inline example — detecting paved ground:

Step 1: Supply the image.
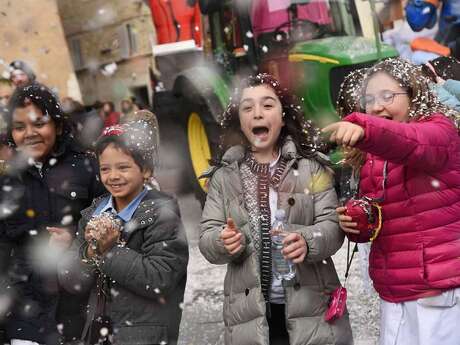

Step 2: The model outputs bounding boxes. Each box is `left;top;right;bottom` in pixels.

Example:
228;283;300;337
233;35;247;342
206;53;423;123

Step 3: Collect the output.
174;193;380;345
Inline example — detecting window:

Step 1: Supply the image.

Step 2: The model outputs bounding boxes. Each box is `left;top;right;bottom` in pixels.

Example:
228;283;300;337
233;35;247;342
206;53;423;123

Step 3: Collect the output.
119;23;138;59
127;23;138;55
69;38;84;69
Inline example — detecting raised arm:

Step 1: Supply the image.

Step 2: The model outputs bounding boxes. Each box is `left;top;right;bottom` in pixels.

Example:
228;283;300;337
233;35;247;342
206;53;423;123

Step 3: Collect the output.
344;112;458;172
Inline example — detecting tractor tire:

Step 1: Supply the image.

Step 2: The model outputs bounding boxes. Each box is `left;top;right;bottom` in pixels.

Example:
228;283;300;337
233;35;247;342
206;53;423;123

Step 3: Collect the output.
154;91;193;195
181;97;221;208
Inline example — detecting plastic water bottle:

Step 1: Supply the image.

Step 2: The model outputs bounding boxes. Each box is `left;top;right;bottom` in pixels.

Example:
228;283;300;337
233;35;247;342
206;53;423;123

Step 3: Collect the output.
271;209;296;280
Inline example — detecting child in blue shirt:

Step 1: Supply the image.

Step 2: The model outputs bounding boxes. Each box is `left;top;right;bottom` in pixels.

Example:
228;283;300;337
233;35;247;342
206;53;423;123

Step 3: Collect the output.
59;119;188;345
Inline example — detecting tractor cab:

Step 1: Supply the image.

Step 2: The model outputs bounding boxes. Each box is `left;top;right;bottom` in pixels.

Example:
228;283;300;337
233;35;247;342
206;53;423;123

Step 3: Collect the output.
199;0;397;127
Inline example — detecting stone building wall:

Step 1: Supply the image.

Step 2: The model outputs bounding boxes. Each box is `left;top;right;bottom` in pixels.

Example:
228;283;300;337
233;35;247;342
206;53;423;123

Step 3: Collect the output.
57;0;157;107
0;0;81;100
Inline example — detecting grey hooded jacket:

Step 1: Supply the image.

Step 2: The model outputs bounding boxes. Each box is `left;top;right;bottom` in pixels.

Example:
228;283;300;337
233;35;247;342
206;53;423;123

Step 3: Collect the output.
199;141;353;345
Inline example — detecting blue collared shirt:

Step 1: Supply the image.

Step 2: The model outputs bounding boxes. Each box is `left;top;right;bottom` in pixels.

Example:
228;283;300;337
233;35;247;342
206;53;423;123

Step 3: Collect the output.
93;188;149;222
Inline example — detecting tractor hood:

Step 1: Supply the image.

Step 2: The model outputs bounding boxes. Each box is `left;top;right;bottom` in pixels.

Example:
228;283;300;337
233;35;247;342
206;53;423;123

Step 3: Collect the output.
289;36;398;65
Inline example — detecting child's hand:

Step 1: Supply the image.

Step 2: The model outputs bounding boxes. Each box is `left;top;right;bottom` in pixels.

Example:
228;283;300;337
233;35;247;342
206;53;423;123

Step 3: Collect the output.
282;233;307;263
322;121;364;147
48;227;73;250
95;226;120;255
84;221;120;256
336;206;359;235
220;218;243;255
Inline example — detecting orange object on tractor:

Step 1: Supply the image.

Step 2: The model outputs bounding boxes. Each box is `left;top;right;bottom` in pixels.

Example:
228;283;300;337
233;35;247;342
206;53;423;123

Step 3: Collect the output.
149;0;202;46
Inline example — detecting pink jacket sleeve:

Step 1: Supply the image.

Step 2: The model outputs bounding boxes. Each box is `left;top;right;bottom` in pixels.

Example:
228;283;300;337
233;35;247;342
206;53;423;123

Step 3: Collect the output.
343;112;458;172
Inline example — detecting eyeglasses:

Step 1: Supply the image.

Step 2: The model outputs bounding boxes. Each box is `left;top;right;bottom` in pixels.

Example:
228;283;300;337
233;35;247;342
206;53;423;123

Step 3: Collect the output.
359;90;408;109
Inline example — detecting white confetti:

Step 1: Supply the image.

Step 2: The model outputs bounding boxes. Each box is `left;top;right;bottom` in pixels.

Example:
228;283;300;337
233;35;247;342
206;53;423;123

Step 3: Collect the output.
61;214;73;225
431;179;440;188
56;323;64;334
111;288;119;297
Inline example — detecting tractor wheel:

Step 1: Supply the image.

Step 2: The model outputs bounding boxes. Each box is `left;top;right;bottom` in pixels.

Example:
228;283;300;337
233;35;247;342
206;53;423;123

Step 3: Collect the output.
182;99;220;207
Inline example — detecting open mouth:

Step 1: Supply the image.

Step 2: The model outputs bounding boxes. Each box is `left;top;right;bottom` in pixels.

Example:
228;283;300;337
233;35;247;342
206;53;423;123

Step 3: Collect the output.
252;126;269;136
382;116;392;120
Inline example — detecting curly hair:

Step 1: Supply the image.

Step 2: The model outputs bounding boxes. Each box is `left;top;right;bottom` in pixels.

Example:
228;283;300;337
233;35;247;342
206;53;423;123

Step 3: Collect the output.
216;73;325;163
363;58;460;127
336;68;366;118
336;69;367;170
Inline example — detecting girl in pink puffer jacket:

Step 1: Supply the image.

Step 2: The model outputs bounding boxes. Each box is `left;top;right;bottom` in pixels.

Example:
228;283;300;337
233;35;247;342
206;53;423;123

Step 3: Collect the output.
324;58;460;345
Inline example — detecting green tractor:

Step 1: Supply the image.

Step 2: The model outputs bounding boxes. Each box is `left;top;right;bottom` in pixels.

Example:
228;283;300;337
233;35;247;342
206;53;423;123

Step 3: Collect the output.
166;0;397;204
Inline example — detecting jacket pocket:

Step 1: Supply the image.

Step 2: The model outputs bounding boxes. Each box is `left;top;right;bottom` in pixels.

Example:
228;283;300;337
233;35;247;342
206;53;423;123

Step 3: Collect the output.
115;323;168;345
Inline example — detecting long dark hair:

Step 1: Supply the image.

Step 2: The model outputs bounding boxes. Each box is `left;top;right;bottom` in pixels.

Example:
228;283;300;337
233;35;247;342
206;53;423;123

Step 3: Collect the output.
6;82;73;147
216;73;325;163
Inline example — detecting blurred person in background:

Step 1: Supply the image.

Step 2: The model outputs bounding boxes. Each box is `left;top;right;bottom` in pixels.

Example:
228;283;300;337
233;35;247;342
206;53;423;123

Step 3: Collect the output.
120;98;135;122
61;97;104;150
0;79;13;107
99;101;120;128
8;60;36;89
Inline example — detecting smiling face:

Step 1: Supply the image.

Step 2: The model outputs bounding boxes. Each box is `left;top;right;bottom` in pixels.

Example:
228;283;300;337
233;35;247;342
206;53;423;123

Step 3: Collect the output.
238;85;284;161
99;143;151;211
11;103;58;161
364;72;411;122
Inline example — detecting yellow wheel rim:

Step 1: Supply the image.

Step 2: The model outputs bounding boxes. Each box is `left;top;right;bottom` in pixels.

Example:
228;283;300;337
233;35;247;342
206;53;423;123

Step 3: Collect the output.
188;112;211;192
